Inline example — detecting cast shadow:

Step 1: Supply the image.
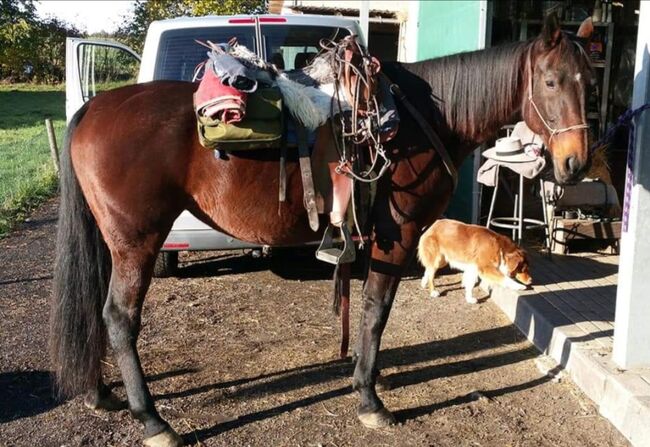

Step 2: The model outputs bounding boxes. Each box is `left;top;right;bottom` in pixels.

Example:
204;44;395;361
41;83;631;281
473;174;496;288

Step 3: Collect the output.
176;247;370;281
531;251;619;285
177;252;271;278
0;371;57;423
145;324;547;443
0;274;52;286
0;90;65;130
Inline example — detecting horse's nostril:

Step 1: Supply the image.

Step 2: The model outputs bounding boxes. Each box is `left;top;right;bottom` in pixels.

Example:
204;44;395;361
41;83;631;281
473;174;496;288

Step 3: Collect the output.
566;156;579;176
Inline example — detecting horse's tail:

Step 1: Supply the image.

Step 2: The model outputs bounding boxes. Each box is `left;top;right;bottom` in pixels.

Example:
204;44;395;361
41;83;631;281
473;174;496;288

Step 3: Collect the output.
50;102;112;398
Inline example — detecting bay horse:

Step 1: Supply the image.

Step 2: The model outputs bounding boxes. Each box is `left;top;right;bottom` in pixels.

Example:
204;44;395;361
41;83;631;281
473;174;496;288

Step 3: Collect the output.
51;15;593;446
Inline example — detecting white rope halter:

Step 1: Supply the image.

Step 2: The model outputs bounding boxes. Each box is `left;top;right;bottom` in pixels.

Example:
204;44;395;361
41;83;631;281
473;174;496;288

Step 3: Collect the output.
526;46;589;141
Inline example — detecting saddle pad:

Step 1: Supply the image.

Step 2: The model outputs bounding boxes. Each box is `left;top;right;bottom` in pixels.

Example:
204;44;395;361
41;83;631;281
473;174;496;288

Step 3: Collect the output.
197;87;283;150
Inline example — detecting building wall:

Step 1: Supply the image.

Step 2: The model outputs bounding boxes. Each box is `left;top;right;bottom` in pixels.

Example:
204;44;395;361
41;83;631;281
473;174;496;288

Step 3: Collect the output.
415;0;483;222
281;0;410;15
416;1;482;60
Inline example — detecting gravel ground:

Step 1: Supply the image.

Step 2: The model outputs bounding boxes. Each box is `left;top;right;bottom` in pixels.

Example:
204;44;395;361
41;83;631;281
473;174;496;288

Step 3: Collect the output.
0;198;629;446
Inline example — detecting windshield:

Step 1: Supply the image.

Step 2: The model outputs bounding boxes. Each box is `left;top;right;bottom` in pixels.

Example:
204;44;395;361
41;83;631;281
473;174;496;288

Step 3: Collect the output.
261;25;351;70
154;26;256;81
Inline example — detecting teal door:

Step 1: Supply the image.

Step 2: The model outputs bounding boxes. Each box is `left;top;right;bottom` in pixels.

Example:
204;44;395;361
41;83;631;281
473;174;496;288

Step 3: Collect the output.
415;0;484;222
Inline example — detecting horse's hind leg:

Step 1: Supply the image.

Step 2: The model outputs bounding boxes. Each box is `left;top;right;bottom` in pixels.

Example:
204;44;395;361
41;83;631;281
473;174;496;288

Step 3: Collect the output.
103;249;182;447
84;379;125;411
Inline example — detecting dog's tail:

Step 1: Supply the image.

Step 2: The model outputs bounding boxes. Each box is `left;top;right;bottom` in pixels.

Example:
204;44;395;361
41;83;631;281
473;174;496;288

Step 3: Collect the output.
417;225;438;269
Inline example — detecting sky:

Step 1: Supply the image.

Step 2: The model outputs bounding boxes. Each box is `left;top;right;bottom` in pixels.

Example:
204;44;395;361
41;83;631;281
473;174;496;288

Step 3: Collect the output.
35;1;135;34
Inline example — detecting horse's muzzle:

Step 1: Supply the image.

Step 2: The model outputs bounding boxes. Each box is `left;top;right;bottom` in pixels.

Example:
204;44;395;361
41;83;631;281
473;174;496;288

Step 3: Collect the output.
553;154;590;185
550;132;590;185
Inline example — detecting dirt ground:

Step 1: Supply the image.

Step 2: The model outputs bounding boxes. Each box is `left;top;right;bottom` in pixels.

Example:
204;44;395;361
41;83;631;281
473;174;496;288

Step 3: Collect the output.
0;198;629;447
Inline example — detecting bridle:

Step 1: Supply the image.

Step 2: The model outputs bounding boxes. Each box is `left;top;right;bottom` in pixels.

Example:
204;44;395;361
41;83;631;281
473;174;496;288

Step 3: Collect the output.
525;43;589;141
322;36;391;184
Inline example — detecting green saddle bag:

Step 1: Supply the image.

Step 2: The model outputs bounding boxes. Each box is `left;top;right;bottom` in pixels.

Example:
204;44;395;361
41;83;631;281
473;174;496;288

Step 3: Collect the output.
197;86;283;151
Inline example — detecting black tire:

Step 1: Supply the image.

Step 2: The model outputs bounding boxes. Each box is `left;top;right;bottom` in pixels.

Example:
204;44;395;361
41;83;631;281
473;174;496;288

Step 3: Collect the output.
153;251;179;278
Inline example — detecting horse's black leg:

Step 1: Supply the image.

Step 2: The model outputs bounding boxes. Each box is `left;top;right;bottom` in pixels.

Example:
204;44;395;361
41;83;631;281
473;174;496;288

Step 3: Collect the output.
353;222;419;428
103;254;183;447
353;270;401;427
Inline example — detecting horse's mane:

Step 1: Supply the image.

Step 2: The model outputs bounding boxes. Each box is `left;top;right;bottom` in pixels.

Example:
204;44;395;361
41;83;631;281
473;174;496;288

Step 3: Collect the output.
384;41;532;144
386;34;592;146
407;41;530;142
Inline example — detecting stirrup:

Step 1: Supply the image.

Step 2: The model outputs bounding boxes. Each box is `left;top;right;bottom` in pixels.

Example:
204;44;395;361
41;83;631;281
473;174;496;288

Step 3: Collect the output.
315;223;356;265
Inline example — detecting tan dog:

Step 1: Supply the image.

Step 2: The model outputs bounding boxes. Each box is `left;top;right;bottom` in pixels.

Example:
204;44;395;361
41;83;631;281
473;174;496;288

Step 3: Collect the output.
417;219;532;303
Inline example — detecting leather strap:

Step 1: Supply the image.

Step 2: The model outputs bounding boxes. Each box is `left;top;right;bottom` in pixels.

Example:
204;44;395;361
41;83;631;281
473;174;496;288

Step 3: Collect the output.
388;81;459;192
337;262;351;359
279;136;287;204
297;124;320;232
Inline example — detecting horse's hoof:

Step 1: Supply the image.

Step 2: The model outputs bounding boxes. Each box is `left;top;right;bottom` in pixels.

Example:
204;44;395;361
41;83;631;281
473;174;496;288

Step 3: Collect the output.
143;427;183;447
84;390;126;412
358;407;396;429
376;374;391;392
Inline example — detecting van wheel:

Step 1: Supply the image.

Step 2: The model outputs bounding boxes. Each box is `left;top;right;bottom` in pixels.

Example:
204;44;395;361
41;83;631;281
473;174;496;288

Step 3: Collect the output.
153;251;179;278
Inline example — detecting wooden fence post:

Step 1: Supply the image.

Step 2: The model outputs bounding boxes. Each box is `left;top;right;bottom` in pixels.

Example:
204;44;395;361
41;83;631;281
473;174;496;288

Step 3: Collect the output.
45;118;60;175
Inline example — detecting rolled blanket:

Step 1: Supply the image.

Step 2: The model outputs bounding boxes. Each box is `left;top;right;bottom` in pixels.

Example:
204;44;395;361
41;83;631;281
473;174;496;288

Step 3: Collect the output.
194;63;247;124
208;52;258;93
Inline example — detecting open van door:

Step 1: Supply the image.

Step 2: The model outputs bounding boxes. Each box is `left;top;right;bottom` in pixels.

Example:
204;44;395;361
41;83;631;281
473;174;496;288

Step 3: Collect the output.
65;38;141;122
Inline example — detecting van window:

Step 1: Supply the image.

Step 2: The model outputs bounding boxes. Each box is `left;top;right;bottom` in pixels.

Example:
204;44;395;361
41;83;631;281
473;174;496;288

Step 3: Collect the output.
154;26;256;81
77;44;139;100
262;25;350;70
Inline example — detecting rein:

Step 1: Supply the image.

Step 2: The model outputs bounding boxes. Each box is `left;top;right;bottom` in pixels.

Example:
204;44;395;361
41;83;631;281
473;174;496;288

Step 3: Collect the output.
525;47;589;140
386;79;459;192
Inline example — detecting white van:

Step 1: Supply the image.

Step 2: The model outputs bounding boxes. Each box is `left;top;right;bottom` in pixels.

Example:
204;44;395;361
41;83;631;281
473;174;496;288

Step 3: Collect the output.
66;14;362;276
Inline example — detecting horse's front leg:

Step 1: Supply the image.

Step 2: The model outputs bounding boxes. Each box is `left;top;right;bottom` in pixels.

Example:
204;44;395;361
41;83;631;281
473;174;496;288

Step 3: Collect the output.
103;248;183;447
353;221;419;428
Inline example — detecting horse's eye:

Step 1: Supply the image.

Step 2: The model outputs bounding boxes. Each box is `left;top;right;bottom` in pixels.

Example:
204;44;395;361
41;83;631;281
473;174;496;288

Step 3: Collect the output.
545;80;556;89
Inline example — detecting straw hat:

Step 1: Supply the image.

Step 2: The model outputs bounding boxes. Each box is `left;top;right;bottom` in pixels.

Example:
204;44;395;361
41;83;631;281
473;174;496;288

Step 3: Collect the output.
482;136;538;163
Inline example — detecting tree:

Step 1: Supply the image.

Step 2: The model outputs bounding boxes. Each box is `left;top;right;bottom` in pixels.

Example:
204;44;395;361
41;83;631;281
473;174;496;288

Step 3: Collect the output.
0;0;37;80
0;0;81;82
117;0;266;53
0;0;36;24
33;17;82;83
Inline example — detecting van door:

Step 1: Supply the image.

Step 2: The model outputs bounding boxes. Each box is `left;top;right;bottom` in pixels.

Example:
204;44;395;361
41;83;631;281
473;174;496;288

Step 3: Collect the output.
65;38;141;122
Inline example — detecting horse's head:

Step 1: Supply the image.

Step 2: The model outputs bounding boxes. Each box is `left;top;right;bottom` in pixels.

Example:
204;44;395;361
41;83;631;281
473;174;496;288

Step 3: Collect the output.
336;35;381;114
523;14;594;185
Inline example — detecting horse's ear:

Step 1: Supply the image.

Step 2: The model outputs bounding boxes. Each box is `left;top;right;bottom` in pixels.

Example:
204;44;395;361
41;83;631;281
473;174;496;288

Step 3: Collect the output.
576;17;594;40
541;12;562;48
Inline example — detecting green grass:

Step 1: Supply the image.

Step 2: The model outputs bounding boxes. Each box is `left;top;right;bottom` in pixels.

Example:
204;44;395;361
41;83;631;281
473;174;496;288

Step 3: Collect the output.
0;84;65;236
